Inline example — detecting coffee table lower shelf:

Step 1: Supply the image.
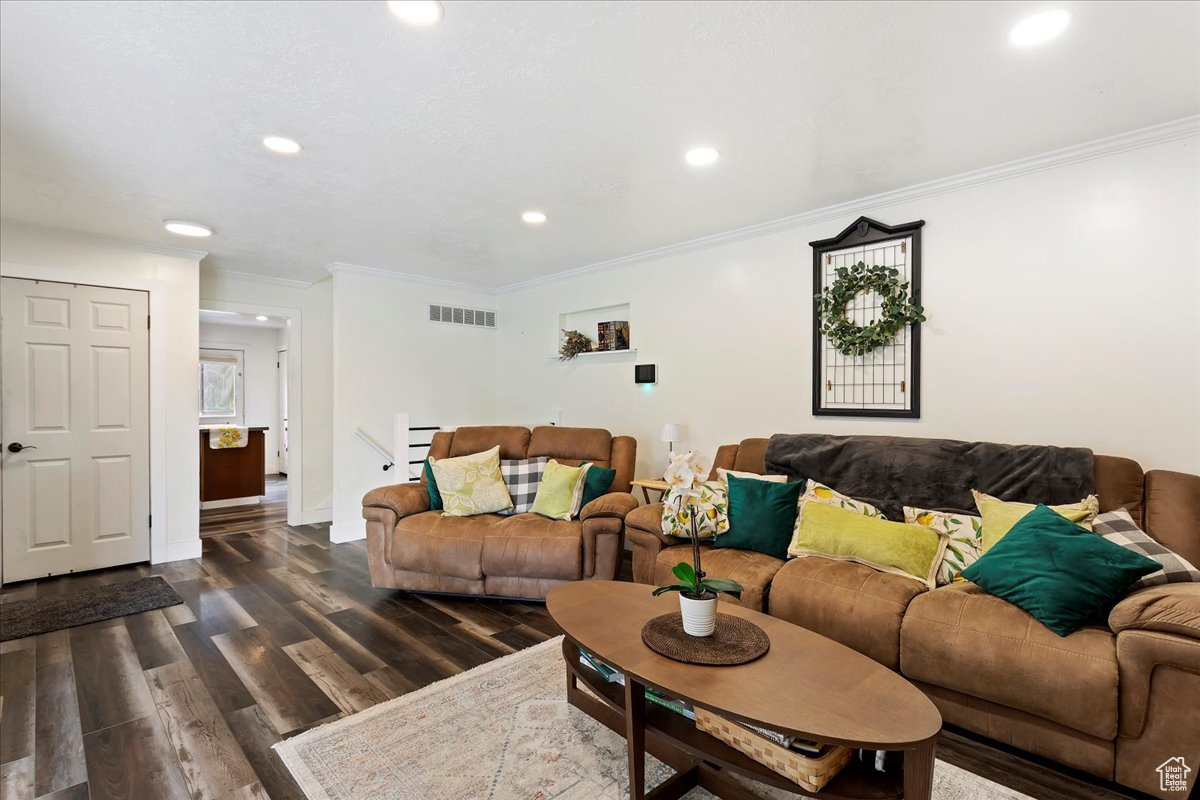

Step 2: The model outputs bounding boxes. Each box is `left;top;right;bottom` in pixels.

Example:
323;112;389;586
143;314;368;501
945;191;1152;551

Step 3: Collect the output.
564;641;909;800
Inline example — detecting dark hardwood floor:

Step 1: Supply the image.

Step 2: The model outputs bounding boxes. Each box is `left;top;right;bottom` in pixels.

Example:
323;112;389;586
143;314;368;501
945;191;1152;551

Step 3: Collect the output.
1;481;1147;800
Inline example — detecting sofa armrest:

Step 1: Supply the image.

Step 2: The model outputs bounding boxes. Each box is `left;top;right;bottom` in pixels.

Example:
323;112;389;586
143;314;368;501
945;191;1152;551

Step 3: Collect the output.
580;492;638;522
362;482;430;520
1109;583;1200;639
625;502;677;584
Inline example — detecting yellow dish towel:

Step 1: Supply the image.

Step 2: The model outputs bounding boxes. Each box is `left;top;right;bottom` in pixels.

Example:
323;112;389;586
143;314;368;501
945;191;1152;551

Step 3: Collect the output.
209;426;249;449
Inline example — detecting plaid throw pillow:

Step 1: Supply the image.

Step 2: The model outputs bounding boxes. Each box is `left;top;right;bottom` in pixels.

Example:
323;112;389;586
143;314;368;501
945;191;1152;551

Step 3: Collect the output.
499;457;548;514
1093;508;1200;590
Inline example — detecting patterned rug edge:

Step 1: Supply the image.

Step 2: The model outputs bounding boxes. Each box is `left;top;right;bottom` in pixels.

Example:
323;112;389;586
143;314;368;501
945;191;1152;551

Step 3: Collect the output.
272;635;568;800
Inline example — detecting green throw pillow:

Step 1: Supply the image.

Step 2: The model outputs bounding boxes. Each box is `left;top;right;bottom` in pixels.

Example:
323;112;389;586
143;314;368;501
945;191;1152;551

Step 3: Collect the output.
423;459;443;511
530;460;589;521
788;501;946;587
960;505;1161;637
579;462;617;511
714;475;803;559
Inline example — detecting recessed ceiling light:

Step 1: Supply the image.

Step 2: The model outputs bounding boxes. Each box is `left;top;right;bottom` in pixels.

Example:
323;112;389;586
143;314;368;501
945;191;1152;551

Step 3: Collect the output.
1009;9;1070;47
521;210;547;225
685;146;720;167
262;135;302;155
387;0;443;26
163;220;213;237
255;315;269;322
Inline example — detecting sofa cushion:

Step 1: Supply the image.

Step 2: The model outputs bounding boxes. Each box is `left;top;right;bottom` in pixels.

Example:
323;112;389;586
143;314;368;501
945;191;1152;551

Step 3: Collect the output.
769;556;926;670
652;545;784;612
481;514;583;581
901;582;1118;739
528;425;612;465
389;511;501;579
447;426;531;459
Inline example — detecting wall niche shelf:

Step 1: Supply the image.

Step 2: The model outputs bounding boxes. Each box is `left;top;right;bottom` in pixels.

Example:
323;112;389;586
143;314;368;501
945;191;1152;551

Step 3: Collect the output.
550;348;638;362
557;302;631;361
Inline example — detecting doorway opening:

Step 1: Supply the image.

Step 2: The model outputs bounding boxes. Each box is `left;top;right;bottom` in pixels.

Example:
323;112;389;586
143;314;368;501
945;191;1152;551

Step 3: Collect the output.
197;303;301;531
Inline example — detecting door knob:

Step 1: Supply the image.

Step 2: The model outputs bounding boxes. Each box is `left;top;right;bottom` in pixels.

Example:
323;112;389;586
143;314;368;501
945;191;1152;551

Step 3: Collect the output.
6;442;36;453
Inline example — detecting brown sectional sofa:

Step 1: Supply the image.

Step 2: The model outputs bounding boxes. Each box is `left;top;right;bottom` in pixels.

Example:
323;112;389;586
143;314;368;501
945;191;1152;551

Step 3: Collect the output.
625;436;1200;798
363;425;637;600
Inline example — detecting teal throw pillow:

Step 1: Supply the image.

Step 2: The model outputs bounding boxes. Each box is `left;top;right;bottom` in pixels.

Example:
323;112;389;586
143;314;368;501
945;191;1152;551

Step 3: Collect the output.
960;505;1160;637
715;474;803;559
579;463;617;510
423;459;443;511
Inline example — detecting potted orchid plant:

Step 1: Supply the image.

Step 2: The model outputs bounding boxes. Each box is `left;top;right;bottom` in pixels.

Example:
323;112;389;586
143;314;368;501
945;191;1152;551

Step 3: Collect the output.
652;451;742;636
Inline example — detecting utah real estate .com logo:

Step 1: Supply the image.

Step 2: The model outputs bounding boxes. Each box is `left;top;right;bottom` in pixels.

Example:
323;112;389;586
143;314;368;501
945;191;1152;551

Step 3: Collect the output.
1157;757;1191;792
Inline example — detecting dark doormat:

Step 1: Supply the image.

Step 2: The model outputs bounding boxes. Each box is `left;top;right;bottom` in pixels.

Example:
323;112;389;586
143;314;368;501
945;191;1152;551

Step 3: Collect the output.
1;576;184;642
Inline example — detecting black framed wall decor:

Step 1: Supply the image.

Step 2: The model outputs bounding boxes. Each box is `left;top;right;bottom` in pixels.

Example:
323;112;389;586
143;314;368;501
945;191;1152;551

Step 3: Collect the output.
810;216;925;418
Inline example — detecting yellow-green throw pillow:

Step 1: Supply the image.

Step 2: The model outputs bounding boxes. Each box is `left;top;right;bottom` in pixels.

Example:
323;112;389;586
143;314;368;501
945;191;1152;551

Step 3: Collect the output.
973;490;1099;552
428;446;514;517
530;460;590;521
788;502;947;588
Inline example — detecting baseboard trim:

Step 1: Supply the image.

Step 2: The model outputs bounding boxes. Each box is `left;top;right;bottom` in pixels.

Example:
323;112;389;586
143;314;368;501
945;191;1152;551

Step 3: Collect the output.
296;507;333;525
329;521;365;543
157;539;203;564
200;497;261;510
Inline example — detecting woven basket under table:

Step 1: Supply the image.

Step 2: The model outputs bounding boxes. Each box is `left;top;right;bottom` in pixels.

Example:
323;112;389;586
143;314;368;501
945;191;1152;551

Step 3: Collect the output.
693;708;853;793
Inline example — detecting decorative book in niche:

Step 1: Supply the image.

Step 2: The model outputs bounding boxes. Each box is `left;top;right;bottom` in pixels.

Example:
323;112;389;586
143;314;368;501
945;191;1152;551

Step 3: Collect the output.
597;320;630;351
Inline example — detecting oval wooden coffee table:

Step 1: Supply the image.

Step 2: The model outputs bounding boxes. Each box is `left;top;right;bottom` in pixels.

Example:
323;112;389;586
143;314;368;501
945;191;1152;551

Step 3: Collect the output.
547;581;942;800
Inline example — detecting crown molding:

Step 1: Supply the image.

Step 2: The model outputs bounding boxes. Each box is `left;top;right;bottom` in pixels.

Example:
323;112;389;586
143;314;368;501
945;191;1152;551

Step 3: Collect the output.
208;268;314;289
327;261;495;294
0;219;210;261
495;115;1200;294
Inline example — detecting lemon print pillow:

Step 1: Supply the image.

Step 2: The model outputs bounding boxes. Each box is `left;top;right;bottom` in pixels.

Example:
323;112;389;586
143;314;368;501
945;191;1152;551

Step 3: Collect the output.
660;480;729;539
905;507;982;585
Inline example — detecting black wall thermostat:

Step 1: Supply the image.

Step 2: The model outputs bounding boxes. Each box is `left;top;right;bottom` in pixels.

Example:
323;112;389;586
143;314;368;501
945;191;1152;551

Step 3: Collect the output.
635;364;657;385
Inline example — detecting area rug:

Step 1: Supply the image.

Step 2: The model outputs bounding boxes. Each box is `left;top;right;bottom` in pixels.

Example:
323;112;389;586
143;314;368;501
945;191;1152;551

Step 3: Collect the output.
0;576;183;641
274;636;1032;800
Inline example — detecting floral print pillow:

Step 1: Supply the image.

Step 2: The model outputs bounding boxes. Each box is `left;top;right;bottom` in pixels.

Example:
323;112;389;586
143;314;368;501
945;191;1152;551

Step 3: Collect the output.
428;446;514;517
660;480;730;540
905;507;983;585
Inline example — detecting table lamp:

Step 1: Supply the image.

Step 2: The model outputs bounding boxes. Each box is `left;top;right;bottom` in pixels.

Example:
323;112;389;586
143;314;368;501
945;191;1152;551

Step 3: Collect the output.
660;423;682;453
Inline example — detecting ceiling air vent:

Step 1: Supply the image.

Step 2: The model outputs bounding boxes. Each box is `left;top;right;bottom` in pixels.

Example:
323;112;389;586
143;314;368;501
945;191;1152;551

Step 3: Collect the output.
428;304;496;329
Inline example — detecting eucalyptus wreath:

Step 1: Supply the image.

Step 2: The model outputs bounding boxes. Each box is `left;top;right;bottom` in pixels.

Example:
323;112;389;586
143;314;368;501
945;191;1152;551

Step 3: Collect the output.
816;261;926;357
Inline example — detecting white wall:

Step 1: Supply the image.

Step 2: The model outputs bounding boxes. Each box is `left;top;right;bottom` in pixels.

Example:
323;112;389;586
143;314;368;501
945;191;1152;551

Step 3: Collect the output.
329;267;499;541
1;222;204;561
494;137;1200;477
199;271;334;523
199;321;281;474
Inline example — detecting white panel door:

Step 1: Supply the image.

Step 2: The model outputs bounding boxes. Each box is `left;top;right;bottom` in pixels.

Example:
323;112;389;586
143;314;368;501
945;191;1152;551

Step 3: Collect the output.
1;278;150;582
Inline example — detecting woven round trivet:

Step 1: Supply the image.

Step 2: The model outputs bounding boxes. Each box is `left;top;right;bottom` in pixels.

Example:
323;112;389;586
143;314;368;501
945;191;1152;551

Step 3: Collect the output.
641;612;770;666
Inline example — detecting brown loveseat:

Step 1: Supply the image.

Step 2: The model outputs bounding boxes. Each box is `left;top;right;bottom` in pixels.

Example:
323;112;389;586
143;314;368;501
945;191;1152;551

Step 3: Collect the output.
625;436;1200;798
363;425;636;600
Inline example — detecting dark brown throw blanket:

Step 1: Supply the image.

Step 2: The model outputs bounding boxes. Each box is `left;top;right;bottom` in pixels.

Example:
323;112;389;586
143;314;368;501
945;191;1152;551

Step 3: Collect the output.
764;433;1095;520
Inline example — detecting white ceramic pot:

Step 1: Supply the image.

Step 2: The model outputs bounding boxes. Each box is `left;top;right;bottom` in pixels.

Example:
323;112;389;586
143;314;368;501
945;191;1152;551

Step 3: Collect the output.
679;592;718;637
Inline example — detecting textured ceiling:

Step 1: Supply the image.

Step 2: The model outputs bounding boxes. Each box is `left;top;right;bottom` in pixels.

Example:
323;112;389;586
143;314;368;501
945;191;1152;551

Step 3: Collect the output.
2;1;1197;287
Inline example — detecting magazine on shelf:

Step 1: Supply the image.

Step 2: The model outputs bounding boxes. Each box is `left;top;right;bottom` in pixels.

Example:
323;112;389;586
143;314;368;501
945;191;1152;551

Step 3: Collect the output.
734;720;828;756
577;649;696;720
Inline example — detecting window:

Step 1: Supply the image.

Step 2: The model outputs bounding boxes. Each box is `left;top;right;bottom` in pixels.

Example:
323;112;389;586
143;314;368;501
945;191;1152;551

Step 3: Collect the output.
199;348;244;424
